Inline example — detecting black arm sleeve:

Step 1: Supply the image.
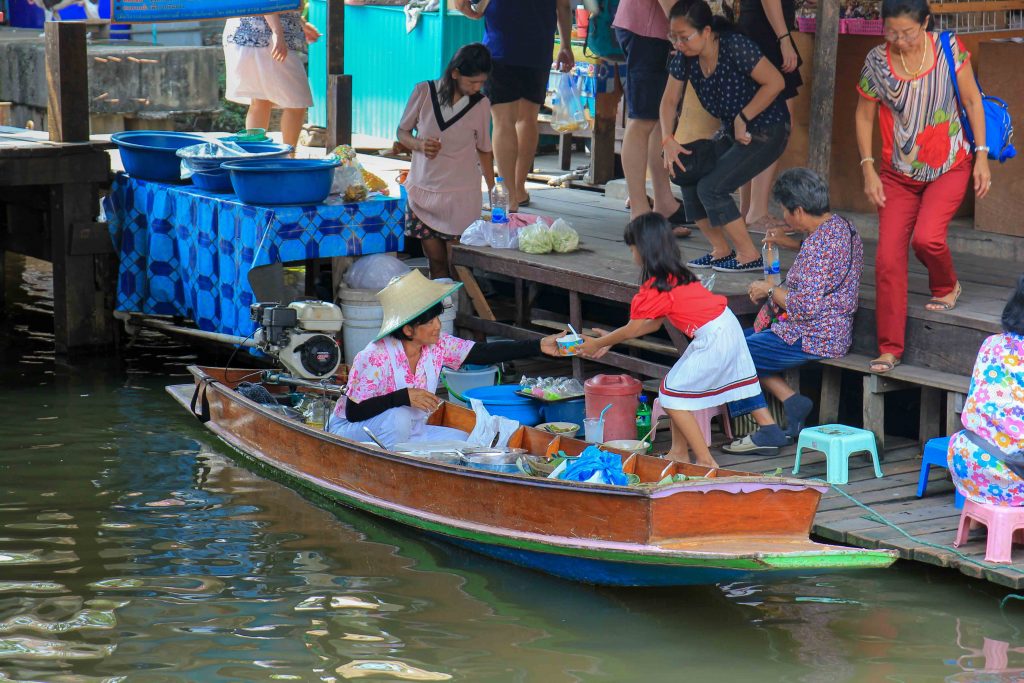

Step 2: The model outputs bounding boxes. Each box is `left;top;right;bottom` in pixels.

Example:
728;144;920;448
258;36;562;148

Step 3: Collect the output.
344;388;411;422
463;339;542;365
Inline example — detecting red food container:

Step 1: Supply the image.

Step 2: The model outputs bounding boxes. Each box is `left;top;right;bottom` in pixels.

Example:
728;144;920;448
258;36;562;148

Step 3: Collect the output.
584;374;642;443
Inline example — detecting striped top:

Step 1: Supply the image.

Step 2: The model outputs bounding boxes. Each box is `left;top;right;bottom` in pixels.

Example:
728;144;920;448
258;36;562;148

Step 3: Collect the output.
857;32;971;182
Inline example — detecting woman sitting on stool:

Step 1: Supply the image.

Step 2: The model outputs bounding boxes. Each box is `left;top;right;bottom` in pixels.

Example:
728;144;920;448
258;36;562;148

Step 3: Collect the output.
723;168;864;455
327;270;562;448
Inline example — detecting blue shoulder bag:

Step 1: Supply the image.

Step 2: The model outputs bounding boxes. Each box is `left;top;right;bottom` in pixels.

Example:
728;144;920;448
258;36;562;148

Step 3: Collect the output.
939;31;1016;163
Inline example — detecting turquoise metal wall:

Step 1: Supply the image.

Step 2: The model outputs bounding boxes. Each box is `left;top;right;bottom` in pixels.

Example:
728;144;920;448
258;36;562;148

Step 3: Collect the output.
306;4;483;140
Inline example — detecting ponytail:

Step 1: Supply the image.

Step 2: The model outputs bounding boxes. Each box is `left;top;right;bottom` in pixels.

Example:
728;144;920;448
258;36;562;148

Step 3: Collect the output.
670;0;736;33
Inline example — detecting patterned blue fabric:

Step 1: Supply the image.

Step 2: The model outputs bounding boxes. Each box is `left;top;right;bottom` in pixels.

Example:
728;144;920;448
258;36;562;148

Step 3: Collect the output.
105;174;404;337
224;12;308;53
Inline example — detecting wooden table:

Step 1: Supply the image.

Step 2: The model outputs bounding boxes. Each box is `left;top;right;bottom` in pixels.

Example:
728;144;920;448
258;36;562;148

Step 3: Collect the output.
0;126;114;356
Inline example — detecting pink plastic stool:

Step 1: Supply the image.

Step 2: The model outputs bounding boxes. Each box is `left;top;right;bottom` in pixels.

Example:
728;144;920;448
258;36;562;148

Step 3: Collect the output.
953;499;1024;563
651;398;733;446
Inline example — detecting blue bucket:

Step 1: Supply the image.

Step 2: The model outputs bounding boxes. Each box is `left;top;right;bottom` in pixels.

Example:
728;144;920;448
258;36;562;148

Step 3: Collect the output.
178;141;293;193
462;385;541;426
221;157;341;206
539;397;586;426
111;131;206;182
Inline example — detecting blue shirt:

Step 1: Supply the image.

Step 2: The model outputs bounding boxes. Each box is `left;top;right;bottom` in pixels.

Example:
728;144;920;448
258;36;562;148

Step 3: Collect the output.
668;31;788;133
483;0;558;69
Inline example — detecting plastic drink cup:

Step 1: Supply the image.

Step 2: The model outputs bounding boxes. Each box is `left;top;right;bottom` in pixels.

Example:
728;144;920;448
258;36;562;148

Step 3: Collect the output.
557;333;583;356
583;417;604;443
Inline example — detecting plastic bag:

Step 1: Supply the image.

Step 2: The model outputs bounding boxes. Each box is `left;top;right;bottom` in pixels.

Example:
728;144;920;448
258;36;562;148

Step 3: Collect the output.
344;254;410;290
178;140;248;179
550;72;589;134
466;398;520;448
329;145;388;201
518;220;554;254
549;218;579;253
461;219;518;249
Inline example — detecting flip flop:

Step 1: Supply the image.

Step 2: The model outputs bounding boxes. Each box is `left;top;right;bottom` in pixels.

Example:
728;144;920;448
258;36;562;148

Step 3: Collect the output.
925;282;962;312
518;193;531;208
869;355;901;373
721;435;780;456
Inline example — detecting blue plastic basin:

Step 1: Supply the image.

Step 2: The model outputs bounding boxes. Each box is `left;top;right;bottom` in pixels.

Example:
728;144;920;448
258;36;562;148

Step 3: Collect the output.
221;157;341;205
112;131;206;182
539;397;586;426
179;141;293;193
462;385;541;426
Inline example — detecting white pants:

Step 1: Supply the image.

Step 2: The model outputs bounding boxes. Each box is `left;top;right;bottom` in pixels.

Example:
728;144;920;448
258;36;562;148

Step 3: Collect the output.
327;406;468;449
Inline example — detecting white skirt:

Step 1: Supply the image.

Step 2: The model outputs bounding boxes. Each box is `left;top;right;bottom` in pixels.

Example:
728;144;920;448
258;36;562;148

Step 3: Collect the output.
658;308;761;411
223;42;313;109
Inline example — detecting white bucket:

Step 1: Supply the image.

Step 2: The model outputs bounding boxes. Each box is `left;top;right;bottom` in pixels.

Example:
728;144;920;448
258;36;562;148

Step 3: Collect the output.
441;364;500;407
435;277;459;336
339;286;383;365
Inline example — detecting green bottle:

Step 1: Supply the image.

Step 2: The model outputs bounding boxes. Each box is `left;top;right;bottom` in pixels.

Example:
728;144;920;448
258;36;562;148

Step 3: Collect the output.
636;395;652;442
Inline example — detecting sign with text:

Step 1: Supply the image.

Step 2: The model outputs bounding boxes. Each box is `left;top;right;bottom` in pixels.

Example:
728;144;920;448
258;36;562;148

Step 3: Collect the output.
113;0;301;23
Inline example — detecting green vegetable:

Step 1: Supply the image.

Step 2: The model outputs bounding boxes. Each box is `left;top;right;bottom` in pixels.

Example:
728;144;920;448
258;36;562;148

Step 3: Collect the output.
518;224;554;254
551;226;579;253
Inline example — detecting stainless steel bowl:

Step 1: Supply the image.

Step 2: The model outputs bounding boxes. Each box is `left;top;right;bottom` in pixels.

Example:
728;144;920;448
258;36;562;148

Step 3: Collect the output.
461;451;521;473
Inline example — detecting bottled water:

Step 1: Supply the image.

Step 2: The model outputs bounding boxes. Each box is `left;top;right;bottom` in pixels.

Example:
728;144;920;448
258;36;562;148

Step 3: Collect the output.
762;240;781;286
490;177;510;224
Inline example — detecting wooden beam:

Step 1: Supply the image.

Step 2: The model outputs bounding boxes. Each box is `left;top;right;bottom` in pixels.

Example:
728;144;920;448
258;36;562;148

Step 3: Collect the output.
328;0;345;75
453;265;496;321
807;0;840;178
588;91;619;185
0;102;10;127
327;74;353;150
45;22;90;143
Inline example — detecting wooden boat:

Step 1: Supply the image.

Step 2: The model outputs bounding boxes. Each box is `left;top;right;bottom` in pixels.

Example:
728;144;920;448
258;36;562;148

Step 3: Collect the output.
167;366;897;587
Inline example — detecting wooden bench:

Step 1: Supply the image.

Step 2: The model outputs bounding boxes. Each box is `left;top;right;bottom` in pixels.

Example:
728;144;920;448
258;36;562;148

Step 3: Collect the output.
818;353;970;449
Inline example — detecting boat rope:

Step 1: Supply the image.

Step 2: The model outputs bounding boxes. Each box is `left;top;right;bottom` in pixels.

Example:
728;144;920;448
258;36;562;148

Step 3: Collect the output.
816;479;1024;581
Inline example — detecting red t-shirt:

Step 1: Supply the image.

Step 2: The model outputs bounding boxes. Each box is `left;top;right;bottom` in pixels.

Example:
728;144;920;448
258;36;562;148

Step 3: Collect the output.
630;278;727;337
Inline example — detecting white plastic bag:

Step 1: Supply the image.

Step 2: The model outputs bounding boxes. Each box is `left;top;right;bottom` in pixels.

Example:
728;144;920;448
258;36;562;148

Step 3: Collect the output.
549;218;579;253
344;254;410;290
331;166;364;200
461;219;518;249
550;72;589;134
518;220;554;254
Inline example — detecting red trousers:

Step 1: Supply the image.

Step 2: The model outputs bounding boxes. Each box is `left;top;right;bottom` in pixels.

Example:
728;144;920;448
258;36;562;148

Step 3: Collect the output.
875;161;970;358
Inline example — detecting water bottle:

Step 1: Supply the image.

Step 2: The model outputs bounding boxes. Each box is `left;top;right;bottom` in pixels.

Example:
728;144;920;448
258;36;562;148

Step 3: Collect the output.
762;240;781;286
636;395;652;442
490;177;510;224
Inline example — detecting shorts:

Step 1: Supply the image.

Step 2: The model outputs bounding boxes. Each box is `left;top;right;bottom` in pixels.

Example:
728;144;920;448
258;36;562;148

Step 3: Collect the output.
614;28;671;120
485;61;549;106
405;204;459;241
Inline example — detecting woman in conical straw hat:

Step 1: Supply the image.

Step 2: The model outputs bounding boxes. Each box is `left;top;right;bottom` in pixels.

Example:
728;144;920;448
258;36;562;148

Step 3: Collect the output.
328;270;564;447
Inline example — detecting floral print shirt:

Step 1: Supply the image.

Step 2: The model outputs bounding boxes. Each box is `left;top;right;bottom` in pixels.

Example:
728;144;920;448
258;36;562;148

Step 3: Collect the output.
332;334;475;419
857;32;971;182
961;333;1024;454
771;214;863;358
224;12;308;54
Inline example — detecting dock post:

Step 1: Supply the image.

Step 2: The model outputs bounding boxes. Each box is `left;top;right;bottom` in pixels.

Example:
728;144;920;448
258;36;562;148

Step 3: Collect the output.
45;22;89;143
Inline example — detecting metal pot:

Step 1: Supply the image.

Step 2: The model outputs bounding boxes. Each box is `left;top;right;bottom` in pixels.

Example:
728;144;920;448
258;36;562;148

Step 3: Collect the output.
461;451;521;473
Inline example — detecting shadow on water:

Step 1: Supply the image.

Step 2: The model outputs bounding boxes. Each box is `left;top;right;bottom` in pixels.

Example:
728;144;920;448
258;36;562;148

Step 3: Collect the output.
1;253;1024;681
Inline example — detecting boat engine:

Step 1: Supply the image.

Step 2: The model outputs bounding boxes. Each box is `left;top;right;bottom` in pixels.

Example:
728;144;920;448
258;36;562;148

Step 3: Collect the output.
251;301;343;380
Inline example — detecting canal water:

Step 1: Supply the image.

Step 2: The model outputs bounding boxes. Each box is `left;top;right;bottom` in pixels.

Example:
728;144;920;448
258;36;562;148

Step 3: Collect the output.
2;255;1023;682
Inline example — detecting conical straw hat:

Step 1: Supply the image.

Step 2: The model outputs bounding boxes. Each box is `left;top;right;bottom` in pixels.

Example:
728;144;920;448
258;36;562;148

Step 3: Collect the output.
374;270;463;341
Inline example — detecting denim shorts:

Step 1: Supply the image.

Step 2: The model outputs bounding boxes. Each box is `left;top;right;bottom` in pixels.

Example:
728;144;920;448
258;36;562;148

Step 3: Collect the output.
614;28;671;121
680;121;790;227
728;327;822;418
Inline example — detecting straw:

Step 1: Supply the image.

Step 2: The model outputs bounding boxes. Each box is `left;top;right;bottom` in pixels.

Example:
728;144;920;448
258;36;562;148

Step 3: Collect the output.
599;403;613;421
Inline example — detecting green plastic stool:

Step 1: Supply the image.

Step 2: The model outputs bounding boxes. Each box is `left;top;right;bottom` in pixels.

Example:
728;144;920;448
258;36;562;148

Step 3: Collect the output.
794;424;883;485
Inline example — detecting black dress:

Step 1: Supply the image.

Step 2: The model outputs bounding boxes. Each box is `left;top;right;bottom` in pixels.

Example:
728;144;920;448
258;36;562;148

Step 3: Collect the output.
737;0;803;100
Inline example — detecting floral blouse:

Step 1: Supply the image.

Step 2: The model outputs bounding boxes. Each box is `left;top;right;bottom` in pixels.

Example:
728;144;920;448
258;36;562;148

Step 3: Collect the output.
771;214;863;358
332;334;475;419
961;333;1024;454
857;33;971;182
224;12;307;53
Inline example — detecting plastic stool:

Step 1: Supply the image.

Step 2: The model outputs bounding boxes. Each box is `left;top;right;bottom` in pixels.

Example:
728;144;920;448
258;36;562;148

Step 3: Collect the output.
651;398;733;446
794;424;883;485
916;436;964;509
953;499;1024;563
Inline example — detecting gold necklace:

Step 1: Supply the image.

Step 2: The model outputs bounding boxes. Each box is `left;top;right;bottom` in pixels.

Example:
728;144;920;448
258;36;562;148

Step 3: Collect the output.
898;41;928;78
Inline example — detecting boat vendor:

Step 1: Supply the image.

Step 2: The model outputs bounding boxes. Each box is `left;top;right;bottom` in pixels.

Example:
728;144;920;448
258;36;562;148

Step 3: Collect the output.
327;270;563;447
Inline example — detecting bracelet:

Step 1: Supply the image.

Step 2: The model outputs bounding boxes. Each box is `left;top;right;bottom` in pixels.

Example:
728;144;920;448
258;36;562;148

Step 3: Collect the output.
975;145;991;152
738;111;751;125
860;157;875;166
767;287;775;301
661;134;676;147
777;31;791;41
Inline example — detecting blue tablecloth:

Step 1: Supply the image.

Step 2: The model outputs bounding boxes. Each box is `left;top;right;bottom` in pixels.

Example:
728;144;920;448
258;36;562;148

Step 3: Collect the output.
105;174;404;337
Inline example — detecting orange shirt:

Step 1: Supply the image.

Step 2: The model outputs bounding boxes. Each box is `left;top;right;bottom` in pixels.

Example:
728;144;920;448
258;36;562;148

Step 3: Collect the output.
630;278;727;337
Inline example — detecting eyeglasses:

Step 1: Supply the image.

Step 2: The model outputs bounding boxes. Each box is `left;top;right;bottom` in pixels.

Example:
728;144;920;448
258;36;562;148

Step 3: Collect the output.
667;31;700;45
883;26;923;43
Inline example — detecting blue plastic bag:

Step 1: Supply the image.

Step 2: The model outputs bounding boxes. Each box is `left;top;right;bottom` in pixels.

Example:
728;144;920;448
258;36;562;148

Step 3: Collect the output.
555;445;627;486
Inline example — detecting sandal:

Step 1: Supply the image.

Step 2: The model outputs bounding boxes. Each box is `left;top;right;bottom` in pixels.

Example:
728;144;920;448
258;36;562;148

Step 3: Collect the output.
869;354;901;373
925;282;962;312
518;193;531;208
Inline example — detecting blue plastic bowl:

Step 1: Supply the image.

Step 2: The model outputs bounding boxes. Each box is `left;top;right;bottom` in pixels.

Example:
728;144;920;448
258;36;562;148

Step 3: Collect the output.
220;157;341;206
112;131;206;182
463;385;541;426
178;141;293;193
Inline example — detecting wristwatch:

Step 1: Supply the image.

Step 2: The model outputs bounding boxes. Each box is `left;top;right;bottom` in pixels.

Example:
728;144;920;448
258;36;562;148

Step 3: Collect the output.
738;110;751;126
767;287;775;301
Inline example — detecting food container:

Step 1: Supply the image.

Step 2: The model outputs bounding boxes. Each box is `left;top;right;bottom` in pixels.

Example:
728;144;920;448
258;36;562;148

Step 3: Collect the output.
536;421;580;438
221;157;341;205
111;130;207;182
461;450;522;473
584;374;641;442
602;439;651;454
178;140;293;193
556;333;583;356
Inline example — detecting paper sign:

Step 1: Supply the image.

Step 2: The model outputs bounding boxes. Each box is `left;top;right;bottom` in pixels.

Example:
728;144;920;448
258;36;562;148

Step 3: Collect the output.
112;0;302;23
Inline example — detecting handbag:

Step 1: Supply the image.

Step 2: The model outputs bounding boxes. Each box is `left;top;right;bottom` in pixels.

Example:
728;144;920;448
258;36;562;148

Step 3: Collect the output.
939;31;1017;163
668;136;732;187
583;0;625;62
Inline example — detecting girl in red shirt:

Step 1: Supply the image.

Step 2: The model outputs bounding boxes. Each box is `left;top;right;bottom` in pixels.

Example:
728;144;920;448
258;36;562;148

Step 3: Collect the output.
581;213;771;467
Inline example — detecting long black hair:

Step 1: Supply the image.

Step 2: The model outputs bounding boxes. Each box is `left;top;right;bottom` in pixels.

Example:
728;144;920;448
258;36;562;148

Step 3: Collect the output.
623;213;699;292
881;0;931;23
436;43;492;108
669;0;736;34
1002;275;1024;336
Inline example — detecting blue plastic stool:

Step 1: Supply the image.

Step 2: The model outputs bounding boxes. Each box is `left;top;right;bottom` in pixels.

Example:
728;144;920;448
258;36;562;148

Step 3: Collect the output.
794;424;883;485
916;436;965;509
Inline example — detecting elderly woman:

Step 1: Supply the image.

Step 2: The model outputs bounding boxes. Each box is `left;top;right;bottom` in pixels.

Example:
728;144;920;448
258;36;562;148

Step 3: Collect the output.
723;168;864;455
328;271;561;448
948;278;1024;506
856;0;991;374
